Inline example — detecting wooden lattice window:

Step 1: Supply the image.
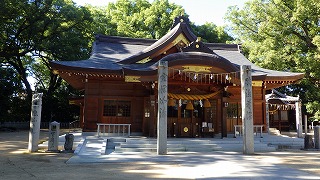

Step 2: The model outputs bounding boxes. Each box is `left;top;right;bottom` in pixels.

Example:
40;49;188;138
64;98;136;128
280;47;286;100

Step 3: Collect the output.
227;103;241;119
103;100;131;117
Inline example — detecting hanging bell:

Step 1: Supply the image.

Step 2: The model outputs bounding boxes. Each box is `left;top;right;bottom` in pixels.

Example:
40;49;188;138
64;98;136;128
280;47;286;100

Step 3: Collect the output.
168;98;175;107
203;99;211;108
186;101;194;110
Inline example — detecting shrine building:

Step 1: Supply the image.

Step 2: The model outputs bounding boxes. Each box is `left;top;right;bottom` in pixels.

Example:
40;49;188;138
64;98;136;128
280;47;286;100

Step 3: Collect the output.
50;16;304;138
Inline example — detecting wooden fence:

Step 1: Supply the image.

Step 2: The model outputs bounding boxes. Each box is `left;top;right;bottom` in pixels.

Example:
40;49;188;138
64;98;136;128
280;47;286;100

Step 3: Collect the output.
0;120;80;129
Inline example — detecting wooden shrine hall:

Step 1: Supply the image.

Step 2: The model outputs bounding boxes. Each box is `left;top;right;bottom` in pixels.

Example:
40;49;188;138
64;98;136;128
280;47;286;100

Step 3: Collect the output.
50;16;304;138
266;89;302;136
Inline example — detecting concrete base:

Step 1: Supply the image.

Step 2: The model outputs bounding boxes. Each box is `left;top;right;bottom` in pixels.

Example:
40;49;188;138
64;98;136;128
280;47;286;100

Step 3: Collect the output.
45;150;61;153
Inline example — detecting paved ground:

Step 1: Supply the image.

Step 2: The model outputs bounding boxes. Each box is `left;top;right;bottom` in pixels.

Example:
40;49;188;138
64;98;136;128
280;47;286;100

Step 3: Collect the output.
1;129;320;180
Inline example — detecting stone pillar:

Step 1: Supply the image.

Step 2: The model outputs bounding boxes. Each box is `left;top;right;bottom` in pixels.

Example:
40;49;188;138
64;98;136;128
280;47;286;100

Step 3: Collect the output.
28;93;43;152
48;121;60;152
157;61;168;155
304;134;314;149
266;103;270;134
314;126;320;149
241;65;254;155
295;101;303;138
304;115;308;135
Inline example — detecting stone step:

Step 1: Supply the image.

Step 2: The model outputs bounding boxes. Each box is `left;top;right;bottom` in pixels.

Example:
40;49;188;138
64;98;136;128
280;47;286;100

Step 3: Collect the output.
125;139;262;145
76;138;106;155
118;143;220;148
269;128;281;135
115;146;222;153
114;143;275;153
76;134;288;155
107;138;127;143
113;137;276;153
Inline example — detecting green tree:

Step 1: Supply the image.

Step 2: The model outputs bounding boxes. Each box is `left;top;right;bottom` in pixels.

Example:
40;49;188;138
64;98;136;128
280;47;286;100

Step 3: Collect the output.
88;0;233;42
0;0;93;122
0;65;29;122
226;0;320;117
191;23;234;43
96;0;184;39
0;0;92;100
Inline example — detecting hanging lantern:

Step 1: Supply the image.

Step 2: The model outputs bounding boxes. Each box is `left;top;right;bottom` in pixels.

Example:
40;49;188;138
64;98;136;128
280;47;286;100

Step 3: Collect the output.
168;98;175;107
203;99;211;108
186;101;194;110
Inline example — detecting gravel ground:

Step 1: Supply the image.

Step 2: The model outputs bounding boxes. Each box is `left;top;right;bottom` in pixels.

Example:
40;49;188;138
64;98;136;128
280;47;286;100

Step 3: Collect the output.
0;130;319;180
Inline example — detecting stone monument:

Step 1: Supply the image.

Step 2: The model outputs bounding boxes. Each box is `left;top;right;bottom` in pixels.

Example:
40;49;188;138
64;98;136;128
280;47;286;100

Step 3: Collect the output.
157;61;168;155
48;121;60;152
28;93;43;152
241;65;254;155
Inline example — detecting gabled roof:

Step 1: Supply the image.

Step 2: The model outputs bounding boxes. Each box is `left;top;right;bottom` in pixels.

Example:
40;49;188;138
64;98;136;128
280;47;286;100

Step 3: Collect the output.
266;89;300;105
50;15;304;90
119;16;197;64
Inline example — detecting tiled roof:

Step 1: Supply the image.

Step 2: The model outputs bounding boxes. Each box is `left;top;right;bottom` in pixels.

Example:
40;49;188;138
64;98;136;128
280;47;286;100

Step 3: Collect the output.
213;50;304;79
266;89;300;104
50;16;303;82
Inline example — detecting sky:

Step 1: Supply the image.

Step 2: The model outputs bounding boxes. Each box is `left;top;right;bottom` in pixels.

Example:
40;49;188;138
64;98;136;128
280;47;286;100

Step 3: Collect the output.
73;0;247;26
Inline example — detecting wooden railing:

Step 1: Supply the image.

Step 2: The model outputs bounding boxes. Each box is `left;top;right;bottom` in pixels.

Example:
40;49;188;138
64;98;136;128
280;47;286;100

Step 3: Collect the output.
97;123;131;137
234;125;264;138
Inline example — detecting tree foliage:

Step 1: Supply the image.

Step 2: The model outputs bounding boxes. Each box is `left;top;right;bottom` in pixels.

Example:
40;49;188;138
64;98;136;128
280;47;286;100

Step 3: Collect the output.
0;0;233;123
191;23;234;43
86;0;184;39
0;65;29;122
226;0;320;118
87;0;233;42
0;0;92;99
0;0;92;122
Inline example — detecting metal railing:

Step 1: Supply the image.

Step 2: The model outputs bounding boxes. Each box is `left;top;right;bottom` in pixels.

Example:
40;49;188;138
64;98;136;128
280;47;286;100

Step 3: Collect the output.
234;125;264;137
97;123;131;137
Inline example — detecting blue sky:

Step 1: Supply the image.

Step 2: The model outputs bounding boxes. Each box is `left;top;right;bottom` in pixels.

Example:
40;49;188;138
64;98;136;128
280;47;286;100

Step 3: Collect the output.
73;0;247;26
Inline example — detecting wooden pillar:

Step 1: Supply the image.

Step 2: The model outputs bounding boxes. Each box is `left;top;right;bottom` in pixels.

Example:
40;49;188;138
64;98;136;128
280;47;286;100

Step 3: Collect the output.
83;75;88;131
221;97;228;138
149;95;156;137
295;101;303;138
241;65;254;155
266;103;270;134
157;61;168;155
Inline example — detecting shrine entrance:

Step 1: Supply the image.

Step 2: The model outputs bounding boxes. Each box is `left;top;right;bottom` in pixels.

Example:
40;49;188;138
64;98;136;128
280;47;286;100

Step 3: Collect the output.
167;99;217;138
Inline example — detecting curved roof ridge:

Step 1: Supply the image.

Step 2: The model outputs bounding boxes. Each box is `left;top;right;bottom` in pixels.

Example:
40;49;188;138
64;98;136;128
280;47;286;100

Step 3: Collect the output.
118;17;197;64
206;43;239;51
94;34;156;45
182;40;217;55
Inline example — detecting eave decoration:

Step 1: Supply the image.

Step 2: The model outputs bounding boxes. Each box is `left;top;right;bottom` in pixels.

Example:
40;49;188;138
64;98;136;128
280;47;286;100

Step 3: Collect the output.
168;90;222;101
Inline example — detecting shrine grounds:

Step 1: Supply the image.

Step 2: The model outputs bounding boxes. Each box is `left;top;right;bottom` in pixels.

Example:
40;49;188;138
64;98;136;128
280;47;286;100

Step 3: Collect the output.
1;129;320;180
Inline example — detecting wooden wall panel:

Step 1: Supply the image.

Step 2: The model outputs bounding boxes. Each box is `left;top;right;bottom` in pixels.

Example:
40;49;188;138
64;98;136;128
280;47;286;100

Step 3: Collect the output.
253;102;263;125
82;80;150;132
83;96;99;131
